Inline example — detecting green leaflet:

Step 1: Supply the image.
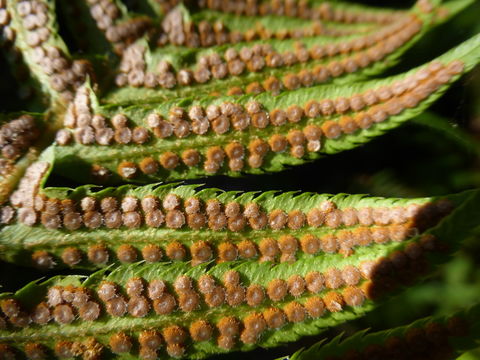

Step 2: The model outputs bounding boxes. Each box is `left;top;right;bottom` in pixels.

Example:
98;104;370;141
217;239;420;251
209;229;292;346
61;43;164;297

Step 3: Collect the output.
0;187;479;358
0;113;49;204
52;33;480;185
69;0;472;106
184;6;386;42
283;303;480;360
62;0;410;58
5;0;83;108
102;1;445;105
137;0;407;24
0;179;442;269
189;0;472;42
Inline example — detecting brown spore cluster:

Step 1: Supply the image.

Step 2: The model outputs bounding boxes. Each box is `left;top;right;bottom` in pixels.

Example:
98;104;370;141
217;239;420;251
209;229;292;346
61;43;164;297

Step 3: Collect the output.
2;186;455;270
61;58;465;179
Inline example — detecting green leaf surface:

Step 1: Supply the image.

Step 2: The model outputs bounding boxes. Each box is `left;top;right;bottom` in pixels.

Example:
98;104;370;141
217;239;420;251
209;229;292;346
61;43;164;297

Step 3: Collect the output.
0;188;479;358
52;32;480;184
6;0;72;107
0;184;418;270
102;2;445;105
0;113;50;205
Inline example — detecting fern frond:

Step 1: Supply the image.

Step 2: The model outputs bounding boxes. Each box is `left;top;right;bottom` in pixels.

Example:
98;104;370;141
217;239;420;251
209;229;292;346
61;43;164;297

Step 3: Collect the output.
0;113;49;204
102;1;465;105
53;0;472;106
51;33;480;184
3;0;93;110
0;186;479;358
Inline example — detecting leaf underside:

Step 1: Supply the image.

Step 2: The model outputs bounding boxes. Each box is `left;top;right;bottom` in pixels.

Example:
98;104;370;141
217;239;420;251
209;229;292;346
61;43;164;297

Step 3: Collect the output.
52;33;480;185
0;188;479;359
